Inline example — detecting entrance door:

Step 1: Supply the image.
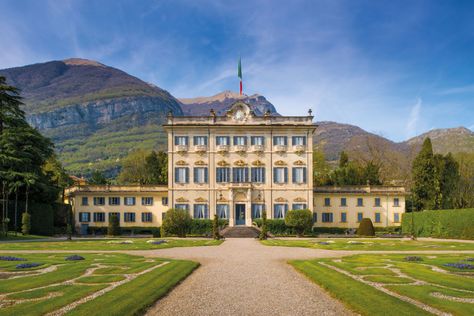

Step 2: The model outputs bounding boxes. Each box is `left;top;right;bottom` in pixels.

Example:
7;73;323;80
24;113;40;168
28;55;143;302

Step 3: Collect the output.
80;224;89;235
235;204;246;225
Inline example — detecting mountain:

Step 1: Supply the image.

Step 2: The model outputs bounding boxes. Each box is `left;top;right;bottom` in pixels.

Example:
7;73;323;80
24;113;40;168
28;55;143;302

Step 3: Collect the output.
406;127;474;154
0;58;183;175
179;90;279;116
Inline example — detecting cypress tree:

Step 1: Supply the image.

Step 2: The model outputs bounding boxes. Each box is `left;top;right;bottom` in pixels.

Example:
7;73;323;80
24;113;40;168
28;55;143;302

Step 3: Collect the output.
412;138;438;210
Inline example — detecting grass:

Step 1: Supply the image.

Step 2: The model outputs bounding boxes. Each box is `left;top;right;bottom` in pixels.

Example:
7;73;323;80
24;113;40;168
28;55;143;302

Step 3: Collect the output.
0;233;49;241
262;238;474;250
0;237;223;251
0;253;198;316
291;254;474;316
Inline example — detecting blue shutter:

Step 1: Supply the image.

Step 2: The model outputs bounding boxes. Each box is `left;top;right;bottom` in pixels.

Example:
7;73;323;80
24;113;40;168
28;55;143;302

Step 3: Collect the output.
250;136;255;145
205;205;209;218
185;168;189;183
216;168;221;182
284;168;288;183
273;168;277;183
175;168;179;183
273;136;277;145
245;168;249;182
233;136;238;145
283;136;287;145
193;136;198;145
204;168;208;183
292;136;296;146
303;167;307;183
303;136;306;145
193;168;197;183
262;168;265;183
292;167;296;183
174;136;178;145
204;136;208;145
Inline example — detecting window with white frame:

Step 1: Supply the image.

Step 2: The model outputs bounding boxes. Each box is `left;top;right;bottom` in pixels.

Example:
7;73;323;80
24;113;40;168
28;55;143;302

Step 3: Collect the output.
174;136;188;146
216;204;229;219
251;136;265;145
273;167;288;184
93;197;105;206
193;204;208;219
124;212;136;222
233;167;249;183
194;167;208;184
142;197;154;206
322;212;333;223
124;197;136;206
175;167;189;184
357;212;363;222
274;204;288;219
142;212;153;222
292;204;307;210
292;167;307;184
375;212;381;223
193;136;208;146
251;167;265;183
394;198;400;207
109;197;120;205
340;212;347;223
233;136;247;145
175;204;189;211
273;136;287;146
252;204;264;218
162;197;168;206
216;136;230;146
292;136;306;146
216;167;231;183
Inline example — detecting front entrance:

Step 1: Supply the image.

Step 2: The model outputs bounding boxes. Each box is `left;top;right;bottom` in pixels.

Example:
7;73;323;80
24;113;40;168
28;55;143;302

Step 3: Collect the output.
235;204;246;225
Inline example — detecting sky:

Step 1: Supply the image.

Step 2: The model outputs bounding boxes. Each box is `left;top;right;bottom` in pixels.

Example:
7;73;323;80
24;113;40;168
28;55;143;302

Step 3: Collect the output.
1;0;474;141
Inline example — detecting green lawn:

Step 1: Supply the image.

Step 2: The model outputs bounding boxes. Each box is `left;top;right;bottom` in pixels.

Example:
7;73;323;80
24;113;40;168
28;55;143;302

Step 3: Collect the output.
262;238;474;251
0;238;223;251
0;253;198;315
291;254;474;316
0;233;49;241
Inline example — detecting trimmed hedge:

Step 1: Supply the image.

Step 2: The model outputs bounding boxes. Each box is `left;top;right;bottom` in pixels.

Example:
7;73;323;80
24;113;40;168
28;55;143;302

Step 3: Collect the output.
88;226;161;237
402;208;474;240
357;218;375;236
188;219;228;236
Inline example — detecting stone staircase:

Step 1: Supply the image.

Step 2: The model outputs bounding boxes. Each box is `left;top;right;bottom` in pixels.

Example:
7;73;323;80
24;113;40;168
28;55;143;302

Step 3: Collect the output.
221;226;260;238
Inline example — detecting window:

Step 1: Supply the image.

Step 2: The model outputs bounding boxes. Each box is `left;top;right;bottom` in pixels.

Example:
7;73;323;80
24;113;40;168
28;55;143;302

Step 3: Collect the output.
292;204;307;210
340;212;347;223
79;212;90;222
193;136;208;146
233;167;249;183
175;204;189;211
313;213;318;223
81;197;88;206
124;197;136;206
124;212;136;222
142;197;154;206
273;136;288;146
216;136;230;146
93;212;105;222
394;213;400;223
142;212;153;222
375;212;381;223
252;204;264;218
175;167;189;184
273;167;288;184
250;136;265;145
216;204;229;219
174;136;188;146
193;204;208;219
322;213;333;223
194;167;208;184
233;136;247;146
375;197;381;207
394;198;400;207
274;204;288;219
109;197;120;205
292;136;306;146
324;198;331;207
93;197;105;206
340;198;347;206
162;197;168;206
108;212;120;222
357;198;364;207
251;167;265;183
357;212;363;222
292;167;307;184
216;167;231;183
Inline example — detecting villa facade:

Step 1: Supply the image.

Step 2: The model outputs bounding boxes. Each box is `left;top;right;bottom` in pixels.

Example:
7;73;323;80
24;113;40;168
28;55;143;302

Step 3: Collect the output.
65;102;406;232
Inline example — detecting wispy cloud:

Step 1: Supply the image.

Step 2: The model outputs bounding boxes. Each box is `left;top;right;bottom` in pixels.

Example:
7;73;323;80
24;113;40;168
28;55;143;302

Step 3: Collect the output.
406;98;422;138
437;84;474;95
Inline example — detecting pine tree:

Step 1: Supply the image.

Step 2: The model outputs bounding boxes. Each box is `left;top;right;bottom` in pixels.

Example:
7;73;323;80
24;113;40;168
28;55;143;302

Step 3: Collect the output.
0;76;25;135
412;138;438;211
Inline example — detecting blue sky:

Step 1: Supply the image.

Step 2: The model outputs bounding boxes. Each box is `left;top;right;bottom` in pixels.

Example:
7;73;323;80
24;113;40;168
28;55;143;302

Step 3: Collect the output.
1;0;474;141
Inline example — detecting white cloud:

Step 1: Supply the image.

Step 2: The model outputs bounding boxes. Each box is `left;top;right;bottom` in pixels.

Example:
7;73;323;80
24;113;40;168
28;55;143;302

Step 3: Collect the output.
405;98;422;138
438;84;474;95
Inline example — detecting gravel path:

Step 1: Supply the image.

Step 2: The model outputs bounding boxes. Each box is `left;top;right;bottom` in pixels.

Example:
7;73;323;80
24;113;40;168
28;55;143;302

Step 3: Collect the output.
140;239;355;316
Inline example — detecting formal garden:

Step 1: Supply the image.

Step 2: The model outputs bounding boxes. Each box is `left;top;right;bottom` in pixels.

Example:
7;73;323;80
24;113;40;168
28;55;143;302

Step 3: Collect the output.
0;253;198;316
291;253;474;316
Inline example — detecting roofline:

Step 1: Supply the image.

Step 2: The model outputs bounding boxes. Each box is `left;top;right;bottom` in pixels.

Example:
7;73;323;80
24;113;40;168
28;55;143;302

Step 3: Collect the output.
65;184;168;196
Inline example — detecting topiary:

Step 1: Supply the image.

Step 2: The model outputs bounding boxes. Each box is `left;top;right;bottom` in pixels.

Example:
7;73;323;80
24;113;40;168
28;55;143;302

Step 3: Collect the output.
357;218;375;236
259;210;268;240
21;212;31;235
285;209;312;237
107;214;121;236
212;214;221;240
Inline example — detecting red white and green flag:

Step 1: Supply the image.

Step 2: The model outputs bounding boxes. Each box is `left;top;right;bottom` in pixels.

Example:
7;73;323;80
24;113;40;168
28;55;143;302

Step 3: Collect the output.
238;57;243;95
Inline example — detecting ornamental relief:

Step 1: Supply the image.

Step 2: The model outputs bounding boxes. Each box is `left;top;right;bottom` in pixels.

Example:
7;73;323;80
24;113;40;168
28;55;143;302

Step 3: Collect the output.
293;197;307;202
274;160;287;166
293;160;305;166
234;159;247;166
194;197;208;202
176;197;189;202
217;160;230;166
194;160;207;166
252;160;265;166
175;160;188;166
275;197;287;202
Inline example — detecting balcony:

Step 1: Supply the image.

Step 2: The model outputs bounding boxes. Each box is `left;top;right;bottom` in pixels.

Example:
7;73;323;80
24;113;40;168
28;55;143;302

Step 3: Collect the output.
234;145;247;153
294;144;306;153
175;145;188;153
216;145;230;153
274;145;287;153
194;145;208;153
252;144;265;153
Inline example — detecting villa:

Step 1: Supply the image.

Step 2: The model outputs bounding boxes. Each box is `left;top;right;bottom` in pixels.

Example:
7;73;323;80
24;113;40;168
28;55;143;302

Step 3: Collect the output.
65;102;406;233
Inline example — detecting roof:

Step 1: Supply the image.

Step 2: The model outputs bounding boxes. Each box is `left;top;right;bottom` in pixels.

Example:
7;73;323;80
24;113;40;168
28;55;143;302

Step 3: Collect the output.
313;185;406;195
65;185;168;196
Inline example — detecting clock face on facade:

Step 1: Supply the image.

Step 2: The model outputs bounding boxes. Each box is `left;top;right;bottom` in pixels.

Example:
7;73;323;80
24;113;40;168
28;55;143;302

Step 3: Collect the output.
234;109;245;121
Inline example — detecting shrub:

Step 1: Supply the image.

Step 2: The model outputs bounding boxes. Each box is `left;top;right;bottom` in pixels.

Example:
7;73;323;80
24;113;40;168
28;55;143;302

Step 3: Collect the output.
259;210;268;240
357;218;375;236
161;208;192;237
404;256;423;262
285;209;312;237
312;227;347;235
65;255;85;261
0;256;27;261
107;214;121;236
443;262;474;270
16;263;42;269
21;212;31;235
212;215;222;240
402;208;474;240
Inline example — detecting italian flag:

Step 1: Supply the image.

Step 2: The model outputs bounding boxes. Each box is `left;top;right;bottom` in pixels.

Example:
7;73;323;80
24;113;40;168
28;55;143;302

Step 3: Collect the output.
238;57;243;95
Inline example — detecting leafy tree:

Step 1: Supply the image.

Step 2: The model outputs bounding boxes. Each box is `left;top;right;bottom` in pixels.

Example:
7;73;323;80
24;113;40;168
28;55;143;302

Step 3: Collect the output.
411;138;439;211
161;208;192;237
453;152;474;208
362;161;382;185
0;76;25;135
285;209;312;237
339;151;349;168
434;153;460;209
144;151;168;184
89;170;108;185
118;149;148;184
313;150;331;185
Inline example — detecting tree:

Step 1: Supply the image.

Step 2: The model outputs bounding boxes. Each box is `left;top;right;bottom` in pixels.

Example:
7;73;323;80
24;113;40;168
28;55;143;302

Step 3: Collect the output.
212;214;221;240
362;161;382;185
118;149;148;184
107;214;121;236
434;153;460;209
411;138;438;211
453;152;474;208
89;170;108;185
0;76;25;135
357;218;375;236
285;209;312;237
339;151;349;168
21;212;31;235
144;151;168;184
161;208;192;237
313;150;331;185
259;210;268;240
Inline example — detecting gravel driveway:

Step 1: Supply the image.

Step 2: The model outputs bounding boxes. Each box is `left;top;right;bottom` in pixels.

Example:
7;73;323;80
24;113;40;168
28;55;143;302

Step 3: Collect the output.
140;238;355;316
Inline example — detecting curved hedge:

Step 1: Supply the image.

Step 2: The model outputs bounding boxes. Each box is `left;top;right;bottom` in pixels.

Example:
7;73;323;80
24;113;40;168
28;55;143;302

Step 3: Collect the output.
402;208;474;240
